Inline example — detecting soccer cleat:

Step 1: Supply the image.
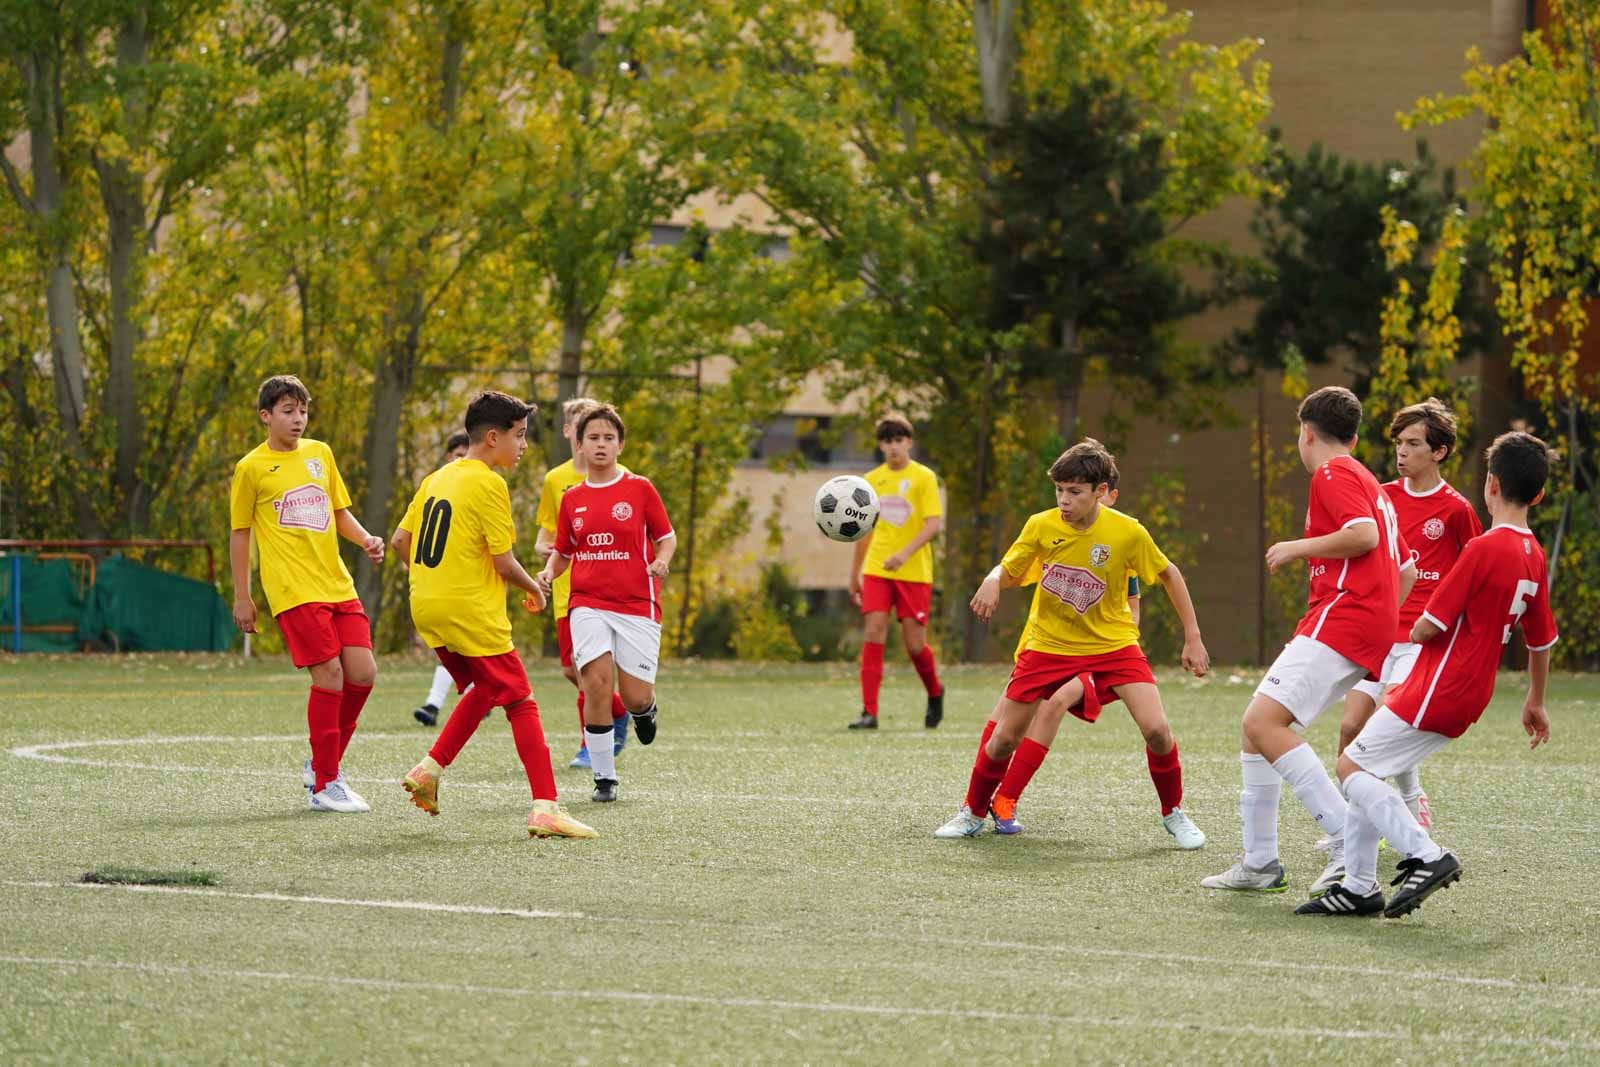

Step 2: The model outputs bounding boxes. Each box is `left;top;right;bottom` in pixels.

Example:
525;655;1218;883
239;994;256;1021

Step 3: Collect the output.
528;799;598;839
302;758;314;791
1294;884;1384;917
309;779;368;813
1161;807;1207;850
613;713;630;755
1385;851;1461;918
925;690;944;729
591;778;618;803
1407;791;1433;831
1200;857;1288;892
413;703;439;727
631;705;658;745
933;805;987;839
990;794;1024;835
568;746;592;770
402;764;441;816
847;712;879;730
1309;854;1347;898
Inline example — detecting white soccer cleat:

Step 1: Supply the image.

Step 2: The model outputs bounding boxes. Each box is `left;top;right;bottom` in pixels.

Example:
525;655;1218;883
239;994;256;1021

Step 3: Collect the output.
933;806;988;839
1308;853;1347;898
309;779;369;813
302;758;314;791
303;760;367;809
1161;807;1206;850
1200;857;1288;892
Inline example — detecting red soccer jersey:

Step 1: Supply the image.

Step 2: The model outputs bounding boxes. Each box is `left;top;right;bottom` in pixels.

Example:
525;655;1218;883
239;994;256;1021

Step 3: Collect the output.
1386;524;1558;738
1384;478;1482;641
555;471;674;622
1292;456;1409;677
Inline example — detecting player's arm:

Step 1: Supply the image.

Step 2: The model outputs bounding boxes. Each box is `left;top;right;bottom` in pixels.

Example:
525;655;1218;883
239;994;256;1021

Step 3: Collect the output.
970;561;1027;621
390;527;413;573
493;550;546;612
334;508;384;564
1523;646;1552;749
534;526;557;561
1266;520;1377;572
1154;563;1209;677
883;515;942;571
849;530;873;604
647;531;677;578
228;528;256;633
1128;576;1141;627
1397;556;1418;606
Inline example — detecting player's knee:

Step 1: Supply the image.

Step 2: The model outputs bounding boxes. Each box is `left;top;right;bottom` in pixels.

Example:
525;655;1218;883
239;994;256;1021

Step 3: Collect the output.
1143;723;1174;753
309;658;343;689
1335;751;1360;784
561;666;580;687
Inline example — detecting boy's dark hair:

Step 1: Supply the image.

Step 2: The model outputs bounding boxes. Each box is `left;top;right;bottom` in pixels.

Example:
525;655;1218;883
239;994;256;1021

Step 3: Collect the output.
1049;438;1119;487
257;374;310;413
1389;397;1458;458
444;430;470;454
875;413;914;442
464;391;534;442
1298;385;1362;444
577;402;625;443
1485;430;1551;506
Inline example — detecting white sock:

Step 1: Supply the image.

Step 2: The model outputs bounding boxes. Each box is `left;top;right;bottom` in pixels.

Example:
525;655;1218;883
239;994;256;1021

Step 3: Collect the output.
1341;800;1381;896
586;725;616;782
1240;752;1281;869
1343;770;1443;862
426;666;453;709
1392;765;1423;803
1272;742;1346;842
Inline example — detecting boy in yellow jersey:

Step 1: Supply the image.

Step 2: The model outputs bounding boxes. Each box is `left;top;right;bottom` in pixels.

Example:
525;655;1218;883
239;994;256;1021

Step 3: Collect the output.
980;466;1206;847
230;374;385;814
533;397;630;769
393;391;595;839
848;414;945;730
935;440;1211;841
410;430;471;727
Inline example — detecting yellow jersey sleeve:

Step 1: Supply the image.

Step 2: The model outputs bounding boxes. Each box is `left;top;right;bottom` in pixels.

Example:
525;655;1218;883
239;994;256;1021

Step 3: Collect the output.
999;515;1041;580
229;461;257;531
536;464;565;534
1127;521;1171;586
481;476;515;556
324;444;353;512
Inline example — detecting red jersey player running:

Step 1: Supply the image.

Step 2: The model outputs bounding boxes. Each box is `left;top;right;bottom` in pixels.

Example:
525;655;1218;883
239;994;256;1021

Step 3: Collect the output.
537;403;675;804
1323;398;1480;847
1298;431;1557;918
1203;386;1415;898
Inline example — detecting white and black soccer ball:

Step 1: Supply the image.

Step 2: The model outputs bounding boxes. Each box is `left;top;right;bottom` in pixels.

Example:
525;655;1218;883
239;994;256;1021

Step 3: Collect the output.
813;475;880;542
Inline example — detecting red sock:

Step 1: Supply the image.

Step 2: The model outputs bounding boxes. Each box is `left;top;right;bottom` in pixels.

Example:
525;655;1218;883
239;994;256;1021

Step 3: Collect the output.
963;742;1010;819
576;689;587;750
336;682;371;762
611;692;627;720
860;641;885;715
307;685;342;791
980;718;997;751
506;698;558;802
910;645;942;696
997;738;1049;802
429;685;494;767
1146;741;1183;816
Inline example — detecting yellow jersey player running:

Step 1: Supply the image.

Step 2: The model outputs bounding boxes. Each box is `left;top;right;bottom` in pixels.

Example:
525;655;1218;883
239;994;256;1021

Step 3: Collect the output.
410;430;471;728
935;440;1211;844
848;414;945;730
229;374;385;814
394;391;595;840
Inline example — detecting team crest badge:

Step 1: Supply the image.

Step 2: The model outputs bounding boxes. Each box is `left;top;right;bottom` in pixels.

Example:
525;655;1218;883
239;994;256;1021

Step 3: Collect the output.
304;458;324;479
612;501;634;521
572;516;585;532
1422;518;1446;541
1089;543;1111;567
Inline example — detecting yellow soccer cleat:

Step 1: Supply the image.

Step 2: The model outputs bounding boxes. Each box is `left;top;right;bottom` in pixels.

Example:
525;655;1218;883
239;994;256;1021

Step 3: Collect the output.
528;799;598;839
403;765;441;816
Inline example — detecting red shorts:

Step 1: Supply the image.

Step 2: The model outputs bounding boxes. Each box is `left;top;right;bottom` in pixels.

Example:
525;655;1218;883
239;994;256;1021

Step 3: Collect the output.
433;648;531;707
275;599;371;669
860;575;932;624
557;615;574;669
1005;645;1155;722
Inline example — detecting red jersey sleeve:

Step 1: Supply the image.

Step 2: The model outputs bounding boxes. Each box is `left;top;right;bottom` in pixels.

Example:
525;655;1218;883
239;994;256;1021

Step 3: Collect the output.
1522;562;1559;652
642;478;673;541
1419;539;1480;632
554;492;576;557
1397;529;1416;572
1455;498;1484;545
1316;463;1377;531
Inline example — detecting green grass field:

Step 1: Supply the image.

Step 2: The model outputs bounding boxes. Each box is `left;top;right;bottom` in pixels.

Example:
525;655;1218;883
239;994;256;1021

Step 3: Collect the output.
3;654;1597;1064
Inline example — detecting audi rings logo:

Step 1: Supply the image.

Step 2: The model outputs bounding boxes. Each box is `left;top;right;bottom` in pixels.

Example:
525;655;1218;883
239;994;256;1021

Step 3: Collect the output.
586;532;615;547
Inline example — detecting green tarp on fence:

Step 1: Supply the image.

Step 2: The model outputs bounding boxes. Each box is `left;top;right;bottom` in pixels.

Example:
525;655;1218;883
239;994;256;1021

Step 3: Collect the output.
2;553;234;653
0;556;86;652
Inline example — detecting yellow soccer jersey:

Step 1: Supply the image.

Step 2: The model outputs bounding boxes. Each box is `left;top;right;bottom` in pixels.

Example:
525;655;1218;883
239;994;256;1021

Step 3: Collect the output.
229;438;357;616
862;460;943;584
400;458;518;658
1001;506;1169;657
536;459;628;619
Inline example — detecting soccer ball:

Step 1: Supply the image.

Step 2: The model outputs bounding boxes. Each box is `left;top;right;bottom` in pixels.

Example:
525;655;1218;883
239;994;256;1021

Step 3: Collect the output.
813;475;879;542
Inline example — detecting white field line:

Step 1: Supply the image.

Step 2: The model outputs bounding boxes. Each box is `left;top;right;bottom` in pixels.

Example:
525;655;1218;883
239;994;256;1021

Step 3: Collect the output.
1;953;1596;1053
6;879;1597;1003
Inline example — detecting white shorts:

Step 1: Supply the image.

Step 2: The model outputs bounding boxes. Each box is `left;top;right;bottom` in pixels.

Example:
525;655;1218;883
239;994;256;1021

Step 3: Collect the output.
1345;706;1451;779
1350;642;1422;701
569;607;663;684
1254;635;1370;727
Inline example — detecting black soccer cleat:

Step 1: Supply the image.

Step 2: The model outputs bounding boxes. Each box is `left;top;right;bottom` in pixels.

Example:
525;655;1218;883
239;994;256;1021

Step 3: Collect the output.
413;703;439;727
631;705;658;746
1385;851;1461;918
848;712;879;730
924;690;944;729
1294;883;1384;917
591;778;618;803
